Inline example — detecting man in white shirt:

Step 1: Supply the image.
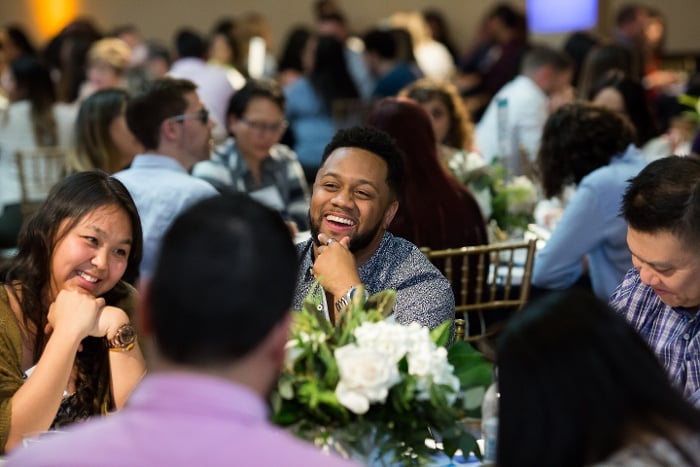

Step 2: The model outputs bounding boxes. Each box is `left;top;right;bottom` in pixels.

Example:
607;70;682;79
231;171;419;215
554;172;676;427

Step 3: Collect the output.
475;45;573;177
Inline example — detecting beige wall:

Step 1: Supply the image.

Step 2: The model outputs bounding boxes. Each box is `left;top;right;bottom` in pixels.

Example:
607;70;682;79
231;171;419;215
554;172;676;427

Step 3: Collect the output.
1;0;698;55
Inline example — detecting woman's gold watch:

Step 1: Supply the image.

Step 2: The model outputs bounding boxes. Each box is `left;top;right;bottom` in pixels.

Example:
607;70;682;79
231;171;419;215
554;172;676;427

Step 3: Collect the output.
107;324;137;352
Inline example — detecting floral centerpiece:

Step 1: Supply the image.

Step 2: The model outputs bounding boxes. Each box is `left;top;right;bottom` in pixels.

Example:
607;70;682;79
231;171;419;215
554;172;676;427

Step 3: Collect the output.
446;153;538;238
271;287;493;465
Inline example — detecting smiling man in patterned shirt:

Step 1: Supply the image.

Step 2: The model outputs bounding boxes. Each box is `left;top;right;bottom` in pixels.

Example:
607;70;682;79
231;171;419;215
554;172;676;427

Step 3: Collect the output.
610;156;700;406
292;126;454;330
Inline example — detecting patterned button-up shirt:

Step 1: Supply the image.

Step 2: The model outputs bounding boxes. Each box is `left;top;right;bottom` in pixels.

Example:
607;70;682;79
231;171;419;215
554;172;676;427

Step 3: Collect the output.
293;232;455;330
610;268;700;406
192;138;310;228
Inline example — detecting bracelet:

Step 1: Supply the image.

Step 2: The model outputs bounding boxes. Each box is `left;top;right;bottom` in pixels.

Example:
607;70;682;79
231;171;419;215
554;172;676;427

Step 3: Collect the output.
335;285;367;312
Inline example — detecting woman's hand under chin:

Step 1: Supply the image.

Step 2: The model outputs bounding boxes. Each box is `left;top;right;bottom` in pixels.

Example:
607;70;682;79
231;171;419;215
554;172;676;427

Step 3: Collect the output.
46;289;106;342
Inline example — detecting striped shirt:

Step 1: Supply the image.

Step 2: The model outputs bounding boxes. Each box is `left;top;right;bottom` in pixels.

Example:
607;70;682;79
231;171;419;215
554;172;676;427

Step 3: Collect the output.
610;268;700;406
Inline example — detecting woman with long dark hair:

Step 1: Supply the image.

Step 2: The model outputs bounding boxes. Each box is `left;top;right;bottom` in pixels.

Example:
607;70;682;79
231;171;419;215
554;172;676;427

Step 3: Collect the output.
367;97;488;333
0;56;76;247
590;69;659;146
0;171;146;453
366;97;486;250
284;34;358;183
65;88;142;174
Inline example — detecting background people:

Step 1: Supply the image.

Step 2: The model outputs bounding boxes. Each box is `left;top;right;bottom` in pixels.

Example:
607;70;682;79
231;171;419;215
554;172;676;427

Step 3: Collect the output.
532;103;646;300
0;56;76;248
113;78;218;278
193;79;310;230
65;88;143;174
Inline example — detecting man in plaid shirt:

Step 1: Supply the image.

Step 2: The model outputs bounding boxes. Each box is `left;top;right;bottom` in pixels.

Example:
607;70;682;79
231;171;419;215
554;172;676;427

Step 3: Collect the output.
610;156;700;406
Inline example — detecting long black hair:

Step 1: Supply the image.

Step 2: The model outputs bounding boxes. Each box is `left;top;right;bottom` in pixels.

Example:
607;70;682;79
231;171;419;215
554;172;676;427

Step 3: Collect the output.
2;171;142;414
309;35;358;114
497;289;700;466
2;171;142;360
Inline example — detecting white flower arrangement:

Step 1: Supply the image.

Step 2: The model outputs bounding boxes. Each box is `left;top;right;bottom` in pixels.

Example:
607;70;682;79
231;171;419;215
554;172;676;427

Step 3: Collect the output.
334;322;461;415
271;288;493;465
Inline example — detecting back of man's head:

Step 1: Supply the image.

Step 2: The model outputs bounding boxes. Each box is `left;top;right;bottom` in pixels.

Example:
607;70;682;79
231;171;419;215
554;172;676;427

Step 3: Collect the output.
126;77;196;150
521;45;573;76
321;125;404;197
362;29;397;60
616;3;645;27
148;194;297;366
622;156;700;250
488;3;523;30
175;28;205;59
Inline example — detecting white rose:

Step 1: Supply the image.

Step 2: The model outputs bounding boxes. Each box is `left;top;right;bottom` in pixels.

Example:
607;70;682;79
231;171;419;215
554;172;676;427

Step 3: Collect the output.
464;151;487;172
354;322;411;364
409;346;461;403
334;344;401;414
407;343;435;378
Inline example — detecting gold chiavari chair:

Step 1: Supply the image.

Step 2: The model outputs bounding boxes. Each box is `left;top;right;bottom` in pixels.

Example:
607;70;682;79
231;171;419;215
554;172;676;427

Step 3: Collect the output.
15;146;68;218
422;239;537;356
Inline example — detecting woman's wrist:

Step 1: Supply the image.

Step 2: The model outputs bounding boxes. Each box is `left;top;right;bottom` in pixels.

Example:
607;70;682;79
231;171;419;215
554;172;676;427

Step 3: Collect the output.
100;306;131;340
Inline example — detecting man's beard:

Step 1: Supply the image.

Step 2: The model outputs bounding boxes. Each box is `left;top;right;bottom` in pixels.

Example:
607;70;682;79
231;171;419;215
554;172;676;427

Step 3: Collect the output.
308;211;383;254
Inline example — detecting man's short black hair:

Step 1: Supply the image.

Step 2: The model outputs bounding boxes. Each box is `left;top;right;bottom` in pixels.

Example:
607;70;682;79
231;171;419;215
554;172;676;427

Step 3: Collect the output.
174;28;205;58
321;125;404;197
622;155;700;250
149;194;298;366
126;77;195;150
362;28;397;60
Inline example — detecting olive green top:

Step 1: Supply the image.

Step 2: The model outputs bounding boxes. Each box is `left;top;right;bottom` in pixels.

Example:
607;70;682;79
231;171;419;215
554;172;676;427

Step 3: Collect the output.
0;283;136;453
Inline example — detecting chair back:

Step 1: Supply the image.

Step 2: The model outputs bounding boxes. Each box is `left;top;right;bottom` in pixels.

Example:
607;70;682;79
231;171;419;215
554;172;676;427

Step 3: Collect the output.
15;146;68;218
422;239;537;343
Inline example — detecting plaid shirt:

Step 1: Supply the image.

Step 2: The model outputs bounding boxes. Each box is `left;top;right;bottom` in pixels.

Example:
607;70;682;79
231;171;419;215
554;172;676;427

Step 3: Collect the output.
610;268;700;406
192;138;310;228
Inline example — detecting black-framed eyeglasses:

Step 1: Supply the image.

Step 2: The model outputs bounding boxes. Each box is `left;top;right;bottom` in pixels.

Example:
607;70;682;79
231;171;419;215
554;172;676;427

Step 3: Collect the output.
170;108;210;125
240;118;289;134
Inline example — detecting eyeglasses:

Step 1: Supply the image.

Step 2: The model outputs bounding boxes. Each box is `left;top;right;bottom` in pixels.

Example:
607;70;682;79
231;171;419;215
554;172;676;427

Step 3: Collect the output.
170;108;210;125
240;118;289;134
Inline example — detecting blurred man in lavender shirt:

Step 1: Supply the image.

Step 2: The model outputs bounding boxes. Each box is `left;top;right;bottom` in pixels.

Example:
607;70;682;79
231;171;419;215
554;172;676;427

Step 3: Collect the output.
7;194;353;467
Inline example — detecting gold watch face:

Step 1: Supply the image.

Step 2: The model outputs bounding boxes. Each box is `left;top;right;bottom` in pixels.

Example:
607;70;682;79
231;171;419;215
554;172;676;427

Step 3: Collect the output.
110;324;136;348
119;325;136;345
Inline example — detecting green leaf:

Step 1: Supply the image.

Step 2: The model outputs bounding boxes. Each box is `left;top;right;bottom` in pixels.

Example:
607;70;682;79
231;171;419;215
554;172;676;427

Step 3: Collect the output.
462;386;486;410
364;289;396;318
430;320;452;347
278;376;294;400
